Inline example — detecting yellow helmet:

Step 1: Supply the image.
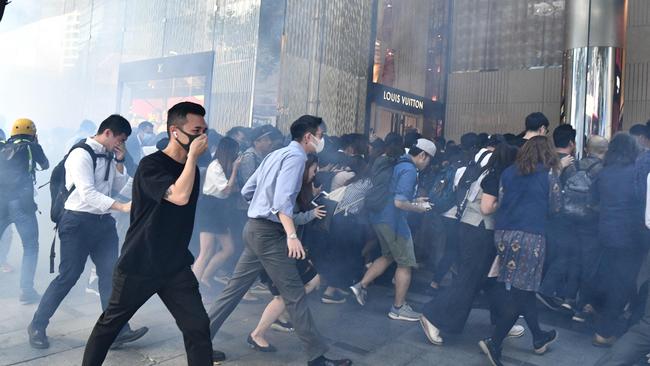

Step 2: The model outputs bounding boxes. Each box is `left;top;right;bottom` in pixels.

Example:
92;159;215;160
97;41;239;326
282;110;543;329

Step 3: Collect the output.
11;118;36;137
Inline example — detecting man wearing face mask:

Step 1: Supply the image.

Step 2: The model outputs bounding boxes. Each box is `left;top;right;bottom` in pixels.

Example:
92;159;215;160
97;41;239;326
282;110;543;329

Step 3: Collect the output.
207;115;351;366
28;115;147;350
126;121;155;165
82;102;218;365
350;139;436;322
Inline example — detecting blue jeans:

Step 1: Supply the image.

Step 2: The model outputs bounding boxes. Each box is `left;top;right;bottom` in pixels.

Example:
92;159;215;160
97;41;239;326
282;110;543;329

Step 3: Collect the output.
32;210;118;330
0;199;39;291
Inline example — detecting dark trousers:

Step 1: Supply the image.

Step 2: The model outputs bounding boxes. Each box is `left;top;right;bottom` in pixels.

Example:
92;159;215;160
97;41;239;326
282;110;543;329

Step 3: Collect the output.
207;218;328;361
32;211;117;330
313;214;364;289
576;223;600;307
432;216;459;284
593;248;643;338
491;284;544;348
539;217;578;299
595;282;650;366
0;199;39;291
82;268;212;366
423;222;495;333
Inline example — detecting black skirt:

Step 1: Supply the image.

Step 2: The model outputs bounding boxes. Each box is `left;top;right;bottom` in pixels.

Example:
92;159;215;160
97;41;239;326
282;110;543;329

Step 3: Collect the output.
195;194;235;234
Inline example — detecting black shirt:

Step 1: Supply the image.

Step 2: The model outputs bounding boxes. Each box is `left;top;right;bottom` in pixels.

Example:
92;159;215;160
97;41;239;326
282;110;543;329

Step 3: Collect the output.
116;151;199;276
481;169;500;197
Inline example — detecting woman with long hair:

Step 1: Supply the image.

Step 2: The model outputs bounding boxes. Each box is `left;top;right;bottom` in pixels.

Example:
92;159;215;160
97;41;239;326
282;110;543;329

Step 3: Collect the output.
591;132;644;347
193;137;241;293
247;154;326;352
479;136;561;366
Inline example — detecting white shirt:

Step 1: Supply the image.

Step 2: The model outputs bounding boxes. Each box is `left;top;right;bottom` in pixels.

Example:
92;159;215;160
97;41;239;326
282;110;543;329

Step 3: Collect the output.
203;160;230;199
64;138;128;214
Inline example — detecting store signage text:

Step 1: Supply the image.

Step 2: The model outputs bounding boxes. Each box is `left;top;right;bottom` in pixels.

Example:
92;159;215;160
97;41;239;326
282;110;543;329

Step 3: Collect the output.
382;91;424;110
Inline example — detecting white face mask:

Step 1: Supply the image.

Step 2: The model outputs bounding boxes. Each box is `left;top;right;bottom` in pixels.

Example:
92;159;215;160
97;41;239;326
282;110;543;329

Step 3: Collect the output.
310;134;325;153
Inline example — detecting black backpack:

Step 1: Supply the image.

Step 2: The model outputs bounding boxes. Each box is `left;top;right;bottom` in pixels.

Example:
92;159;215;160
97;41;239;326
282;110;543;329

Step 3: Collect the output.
428;165;457;214
48;142;108;273
455;151;491;218
561;160;600;220
365;155;397;212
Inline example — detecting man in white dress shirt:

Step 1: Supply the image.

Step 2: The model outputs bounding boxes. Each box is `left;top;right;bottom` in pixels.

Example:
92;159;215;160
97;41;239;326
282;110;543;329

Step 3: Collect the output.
28;115;148;349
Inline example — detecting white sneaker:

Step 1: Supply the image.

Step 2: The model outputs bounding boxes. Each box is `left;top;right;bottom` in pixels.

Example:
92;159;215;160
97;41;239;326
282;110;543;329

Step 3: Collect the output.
419;316;443;345
349;283;367;306
507;324;525;338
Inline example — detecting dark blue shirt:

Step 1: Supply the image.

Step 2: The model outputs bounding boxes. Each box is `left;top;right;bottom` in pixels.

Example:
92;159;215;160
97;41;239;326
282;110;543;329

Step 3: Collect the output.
594;163;644;249
369;154;417;238
495;164;550;235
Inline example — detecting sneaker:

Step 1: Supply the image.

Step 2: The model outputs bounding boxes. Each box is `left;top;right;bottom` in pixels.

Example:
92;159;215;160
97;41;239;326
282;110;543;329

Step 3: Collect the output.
388;303;421;322
212;349;226;362
419;316;443;345
27;323;49;349
506;324;525;338
534;330;558;354
536;293;563;311
478;338;503;366
86;268;100;296
111;326;149;349
321;292;346;304
249;282;270;295
270;319;294;333
572;311;589;323
307;356;353;366
349;283;366;306
19;289;41;305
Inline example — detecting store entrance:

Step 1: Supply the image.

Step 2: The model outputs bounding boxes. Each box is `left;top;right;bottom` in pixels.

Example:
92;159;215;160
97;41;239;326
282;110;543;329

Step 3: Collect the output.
116;52;214;128
371;106;422;139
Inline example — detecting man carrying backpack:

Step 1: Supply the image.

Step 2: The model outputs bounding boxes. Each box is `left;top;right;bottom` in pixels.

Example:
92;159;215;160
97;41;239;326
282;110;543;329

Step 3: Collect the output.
350;139;436;322
28;115;147;349
538;124;578;312
0;119;49;304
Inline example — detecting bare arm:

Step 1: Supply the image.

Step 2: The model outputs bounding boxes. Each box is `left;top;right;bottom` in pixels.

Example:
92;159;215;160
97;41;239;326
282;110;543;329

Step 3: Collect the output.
164;135;207;206
480;193;498;215
394;199;429;213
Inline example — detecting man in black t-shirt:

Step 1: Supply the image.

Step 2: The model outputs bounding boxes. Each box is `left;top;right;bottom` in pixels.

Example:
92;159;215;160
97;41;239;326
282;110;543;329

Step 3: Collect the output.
82;102;221;366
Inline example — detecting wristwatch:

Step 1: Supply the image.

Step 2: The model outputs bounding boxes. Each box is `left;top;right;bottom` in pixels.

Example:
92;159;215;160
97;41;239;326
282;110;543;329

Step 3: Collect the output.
288;233;298;240
114;156;125;163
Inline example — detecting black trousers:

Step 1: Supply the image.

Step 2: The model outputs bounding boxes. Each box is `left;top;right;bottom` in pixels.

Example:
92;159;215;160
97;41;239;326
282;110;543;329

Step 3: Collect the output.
596;281;650;366
423;222;495;333
432;217;460;284
32;211;117;330
82;267;212;366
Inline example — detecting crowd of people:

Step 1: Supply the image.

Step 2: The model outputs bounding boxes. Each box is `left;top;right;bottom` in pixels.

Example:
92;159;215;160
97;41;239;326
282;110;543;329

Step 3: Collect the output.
2;106;650;366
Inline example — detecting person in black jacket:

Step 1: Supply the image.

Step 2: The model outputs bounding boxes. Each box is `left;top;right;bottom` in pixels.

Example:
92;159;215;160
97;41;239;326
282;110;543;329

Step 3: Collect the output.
0;118;49;304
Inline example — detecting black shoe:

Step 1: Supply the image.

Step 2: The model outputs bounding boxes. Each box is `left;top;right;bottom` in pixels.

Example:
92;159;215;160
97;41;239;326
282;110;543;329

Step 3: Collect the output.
212;349;226;363
536;293;563;311
20;289;41;305
111;326;149;349
307;356;353;366
478;338;503;366
27;323;49;349
247;334;277;352
534;330;558;354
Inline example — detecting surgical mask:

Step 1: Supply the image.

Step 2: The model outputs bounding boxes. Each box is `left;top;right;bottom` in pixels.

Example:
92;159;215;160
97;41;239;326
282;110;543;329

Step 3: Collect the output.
173;128;202;152
310;134;325;154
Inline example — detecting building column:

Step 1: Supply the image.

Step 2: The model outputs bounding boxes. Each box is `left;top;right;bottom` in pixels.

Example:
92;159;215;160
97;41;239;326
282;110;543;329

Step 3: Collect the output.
561;0;627;157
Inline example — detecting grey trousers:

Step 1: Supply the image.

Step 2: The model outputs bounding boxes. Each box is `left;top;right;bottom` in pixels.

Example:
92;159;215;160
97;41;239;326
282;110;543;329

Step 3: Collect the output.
207;218;328;361
595;281;650;366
